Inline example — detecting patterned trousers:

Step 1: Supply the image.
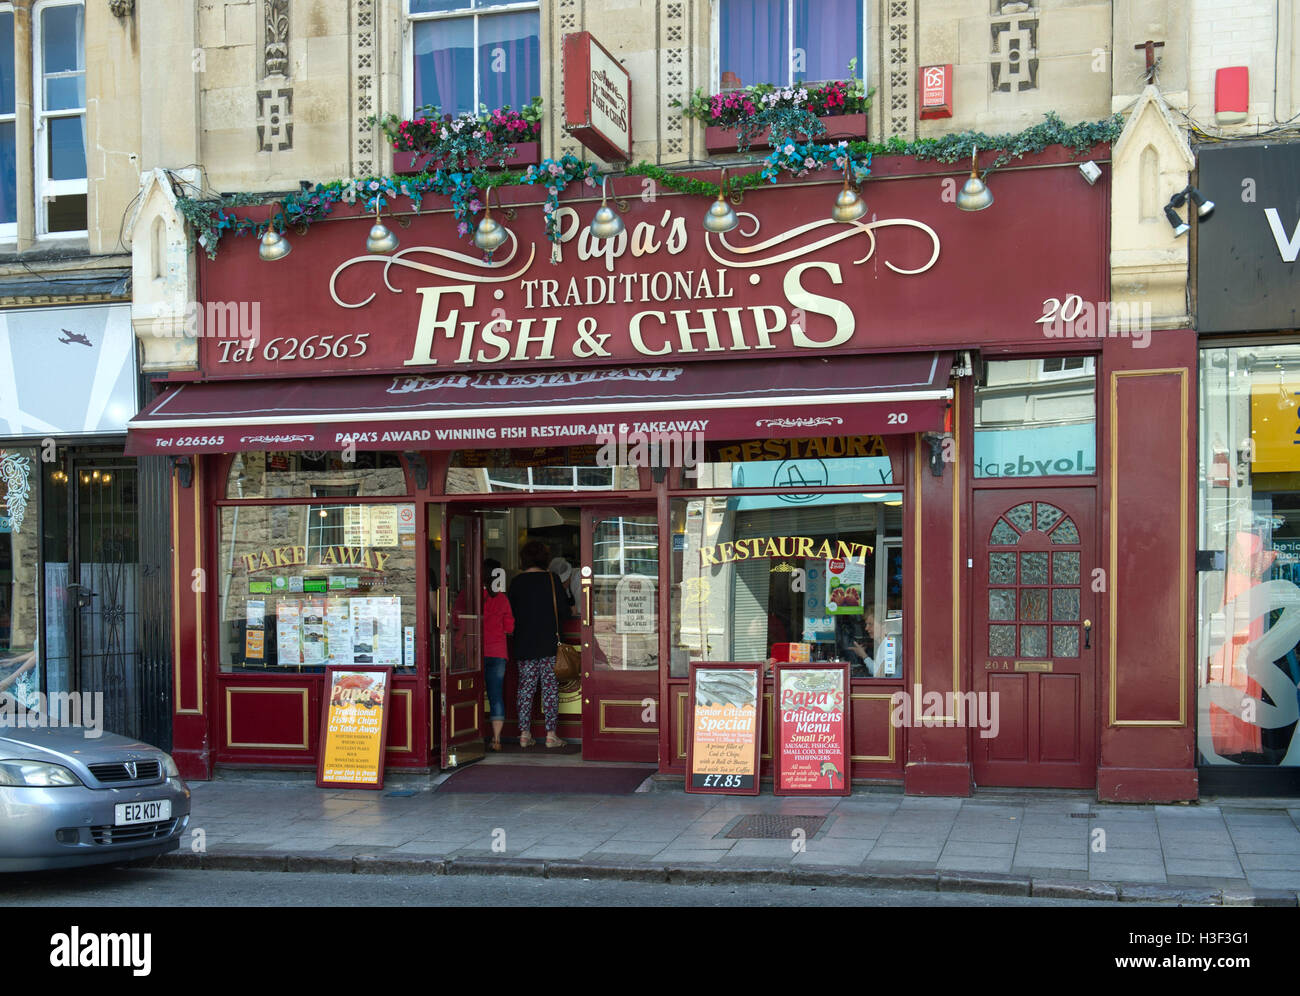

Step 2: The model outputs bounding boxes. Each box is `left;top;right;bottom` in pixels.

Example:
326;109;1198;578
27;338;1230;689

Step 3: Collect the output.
516;656;559;732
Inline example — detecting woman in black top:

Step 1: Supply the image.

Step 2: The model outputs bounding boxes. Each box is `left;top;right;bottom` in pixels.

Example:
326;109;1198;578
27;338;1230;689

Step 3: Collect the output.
508;540;573;748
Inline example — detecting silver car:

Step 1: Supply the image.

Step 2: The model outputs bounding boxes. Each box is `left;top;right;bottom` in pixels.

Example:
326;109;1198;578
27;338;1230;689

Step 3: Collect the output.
0;722;191;872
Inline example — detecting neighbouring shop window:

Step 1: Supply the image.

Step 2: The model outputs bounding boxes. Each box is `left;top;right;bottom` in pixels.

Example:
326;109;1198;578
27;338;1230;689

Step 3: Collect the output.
218;503;418;674
409;0;540;117
446;447;641;494
671;493;903;678
226;451;408;500
1198;345;1300;767
0;448;38;708
682;435;895;489
973;357;1097;479
718;0;865;89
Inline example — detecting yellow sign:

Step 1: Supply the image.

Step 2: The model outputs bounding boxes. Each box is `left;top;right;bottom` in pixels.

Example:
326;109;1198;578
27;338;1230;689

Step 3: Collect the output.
241;546;392;573
1250;383;1300;473
715;436;887;462
698;536;872;567
319;670;389;787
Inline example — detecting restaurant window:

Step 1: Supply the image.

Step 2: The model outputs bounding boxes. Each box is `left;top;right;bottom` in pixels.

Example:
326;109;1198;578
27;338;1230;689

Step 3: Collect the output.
0;5;15;238
1198;345;1300;768
973;357;1097;479
408;0;540;117
34;0;85;235
716;0;865;89
0;447;38;709
225;451;408;500
446;447;641;494
671;493;903;678
218;453;416;675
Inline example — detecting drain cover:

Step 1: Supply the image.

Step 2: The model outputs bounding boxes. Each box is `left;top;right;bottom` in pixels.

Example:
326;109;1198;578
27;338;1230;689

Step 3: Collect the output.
1070;812;1098;818
725;814;828;839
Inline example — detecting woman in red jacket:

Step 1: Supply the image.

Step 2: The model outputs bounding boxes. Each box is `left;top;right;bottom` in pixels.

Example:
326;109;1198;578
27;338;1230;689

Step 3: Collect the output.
481;558;515;751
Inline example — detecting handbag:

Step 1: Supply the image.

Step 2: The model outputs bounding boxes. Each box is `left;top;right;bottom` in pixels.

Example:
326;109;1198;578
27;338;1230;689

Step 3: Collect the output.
549;576;582;682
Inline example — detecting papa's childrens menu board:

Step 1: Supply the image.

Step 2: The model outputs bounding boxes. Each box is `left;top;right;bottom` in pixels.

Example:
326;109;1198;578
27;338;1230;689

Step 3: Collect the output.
251;596;404;667
686;664;763;795
317;666;392;790
773;664;851;796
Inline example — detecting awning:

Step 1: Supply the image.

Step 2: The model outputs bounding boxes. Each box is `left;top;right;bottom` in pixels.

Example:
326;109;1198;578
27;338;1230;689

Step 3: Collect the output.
126;353;953;456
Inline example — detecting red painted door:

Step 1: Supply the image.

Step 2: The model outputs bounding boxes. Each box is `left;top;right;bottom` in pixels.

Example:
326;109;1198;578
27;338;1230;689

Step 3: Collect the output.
580;506;660;761
440;510;485;768
972;490;1097;788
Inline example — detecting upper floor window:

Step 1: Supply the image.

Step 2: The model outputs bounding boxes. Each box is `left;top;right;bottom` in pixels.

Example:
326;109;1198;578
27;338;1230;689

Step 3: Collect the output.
407;0;540;117
716;0;864;89
34;0;86;235
0;6;15;238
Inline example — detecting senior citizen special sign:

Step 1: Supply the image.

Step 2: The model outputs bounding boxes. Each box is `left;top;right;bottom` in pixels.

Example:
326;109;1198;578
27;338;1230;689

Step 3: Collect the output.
196;162;1108;379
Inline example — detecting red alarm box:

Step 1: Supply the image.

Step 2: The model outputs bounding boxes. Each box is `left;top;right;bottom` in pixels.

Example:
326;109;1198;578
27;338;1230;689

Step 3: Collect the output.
1215;67;1249;125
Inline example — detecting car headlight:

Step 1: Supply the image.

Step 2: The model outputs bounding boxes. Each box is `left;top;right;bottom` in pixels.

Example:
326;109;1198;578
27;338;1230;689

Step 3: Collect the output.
161;753;180;778
0;759;82;787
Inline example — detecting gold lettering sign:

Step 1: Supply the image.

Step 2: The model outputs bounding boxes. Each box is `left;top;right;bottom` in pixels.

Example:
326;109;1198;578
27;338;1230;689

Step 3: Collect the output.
713;436;888;463
698;536;872;567
242;547;391;574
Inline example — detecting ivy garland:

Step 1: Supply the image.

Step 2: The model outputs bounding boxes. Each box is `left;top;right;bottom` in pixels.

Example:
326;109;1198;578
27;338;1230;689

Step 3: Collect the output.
177;112;1122;261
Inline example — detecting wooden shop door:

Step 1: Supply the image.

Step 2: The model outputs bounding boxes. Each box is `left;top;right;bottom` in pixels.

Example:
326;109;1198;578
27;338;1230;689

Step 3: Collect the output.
579;506;660;761
971;489;1097;788
439;509;486;768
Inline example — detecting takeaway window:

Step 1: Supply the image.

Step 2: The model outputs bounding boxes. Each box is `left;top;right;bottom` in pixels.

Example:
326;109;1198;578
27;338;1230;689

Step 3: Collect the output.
716;0;865;89
670;493;903;678
225;451;408;500
446;447;642;494
973;358;1097;479
408;0;541;117
217;503;418;674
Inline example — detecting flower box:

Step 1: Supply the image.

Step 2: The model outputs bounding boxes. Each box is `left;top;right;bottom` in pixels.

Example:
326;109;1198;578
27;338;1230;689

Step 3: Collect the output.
392;142;541;176
704;113;868;154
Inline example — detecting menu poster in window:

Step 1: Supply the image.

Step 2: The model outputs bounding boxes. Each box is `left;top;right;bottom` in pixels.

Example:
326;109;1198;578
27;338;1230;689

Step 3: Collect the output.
343;506;369;547
326;597;353;665
350;599;377;664
276;601;302;666
300;596;327;666
369;506;399;547
773;663;851;796
373;596;403;667
686;663;762;795
245;600;266;661
317;665;393;791
825;557;865;616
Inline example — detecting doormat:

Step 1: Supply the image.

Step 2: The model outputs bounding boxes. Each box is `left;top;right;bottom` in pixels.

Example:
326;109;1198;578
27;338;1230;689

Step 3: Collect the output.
492;740;582;756
438;764;652;794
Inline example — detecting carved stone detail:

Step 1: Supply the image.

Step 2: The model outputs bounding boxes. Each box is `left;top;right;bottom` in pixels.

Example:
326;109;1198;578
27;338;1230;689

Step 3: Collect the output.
264;0;290;78
350;0;379;177
882;0;914;140
991;0;1038;93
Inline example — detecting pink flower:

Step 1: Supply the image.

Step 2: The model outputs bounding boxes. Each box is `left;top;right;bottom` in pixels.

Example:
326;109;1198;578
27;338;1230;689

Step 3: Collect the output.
468;199;482;213
783;144;795;155
457;222;469;236
804;157;816;168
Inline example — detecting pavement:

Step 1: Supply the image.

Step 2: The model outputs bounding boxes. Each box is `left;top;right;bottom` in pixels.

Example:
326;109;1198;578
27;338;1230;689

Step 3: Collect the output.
161;758;1300;906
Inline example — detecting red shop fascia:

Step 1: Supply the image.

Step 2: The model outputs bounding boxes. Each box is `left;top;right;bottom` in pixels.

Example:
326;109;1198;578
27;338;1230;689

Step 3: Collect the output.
131;144;1200;801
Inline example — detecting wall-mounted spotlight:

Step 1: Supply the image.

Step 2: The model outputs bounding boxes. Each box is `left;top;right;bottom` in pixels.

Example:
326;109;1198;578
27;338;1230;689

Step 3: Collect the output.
1078;160;1102;185
589;175;625;240
1164;184;1215;237
257;202;291;261
473;186;509;253
956;146;994;212
703;167;739;234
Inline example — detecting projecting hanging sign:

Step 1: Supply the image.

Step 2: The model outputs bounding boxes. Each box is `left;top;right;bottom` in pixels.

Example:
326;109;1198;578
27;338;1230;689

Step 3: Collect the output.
562;31;632;163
